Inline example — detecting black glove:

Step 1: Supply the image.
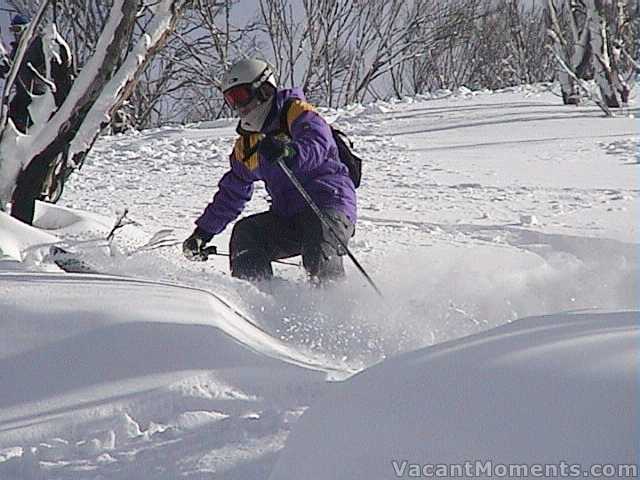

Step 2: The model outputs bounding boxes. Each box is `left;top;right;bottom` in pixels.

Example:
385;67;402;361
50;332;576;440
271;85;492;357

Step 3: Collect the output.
182;227;214;261
258;135;297;165
0;60;9;78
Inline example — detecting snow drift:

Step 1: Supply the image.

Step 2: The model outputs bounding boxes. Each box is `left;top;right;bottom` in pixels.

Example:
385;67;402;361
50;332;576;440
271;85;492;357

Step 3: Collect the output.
269;310;639;480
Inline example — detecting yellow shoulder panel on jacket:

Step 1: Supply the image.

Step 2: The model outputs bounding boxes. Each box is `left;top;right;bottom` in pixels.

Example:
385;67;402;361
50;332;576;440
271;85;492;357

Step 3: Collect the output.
232;137;244;162
232;134;261;171
286;100;316;131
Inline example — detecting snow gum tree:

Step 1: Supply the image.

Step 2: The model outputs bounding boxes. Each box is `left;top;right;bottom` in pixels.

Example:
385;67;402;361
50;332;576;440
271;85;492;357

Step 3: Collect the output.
546;0;637;108
585;0;632;107
0;0;192;210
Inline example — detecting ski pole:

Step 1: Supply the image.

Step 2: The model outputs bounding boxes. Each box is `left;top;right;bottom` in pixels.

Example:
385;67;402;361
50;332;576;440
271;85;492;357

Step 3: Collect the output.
275;157;383;297
200;245;299;267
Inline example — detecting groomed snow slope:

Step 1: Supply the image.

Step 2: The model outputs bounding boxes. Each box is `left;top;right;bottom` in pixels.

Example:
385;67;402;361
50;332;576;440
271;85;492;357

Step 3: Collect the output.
0;85;638;478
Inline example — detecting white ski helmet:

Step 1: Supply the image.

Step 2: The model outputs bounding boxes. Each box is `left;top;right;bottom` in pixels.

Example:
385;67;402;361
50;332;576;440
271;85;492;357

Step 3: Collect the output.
221;58;277;110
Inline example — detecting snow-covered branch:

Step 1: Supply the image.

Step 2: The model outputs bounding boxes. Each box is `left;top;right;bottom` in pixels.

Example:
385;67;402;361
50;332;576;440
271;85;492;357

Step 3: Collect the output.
70;0;192;158
0;0;190;207
546;0;633;108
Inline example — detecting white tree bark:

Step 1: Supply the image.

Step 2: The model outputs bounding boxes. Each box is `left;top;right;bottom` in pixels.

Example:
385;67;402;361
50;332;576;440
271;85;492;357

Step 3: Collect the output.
0;0;190;208
548;0;632;108
585;0;622;107
546;0;591;104
70;0;191;157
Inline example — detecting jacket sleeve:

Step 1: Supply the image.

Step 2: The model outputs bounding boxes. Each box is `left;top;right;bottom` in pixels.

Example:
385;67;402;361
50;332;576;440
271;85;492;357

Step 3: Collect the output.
195;155;254;236
285;101;337;175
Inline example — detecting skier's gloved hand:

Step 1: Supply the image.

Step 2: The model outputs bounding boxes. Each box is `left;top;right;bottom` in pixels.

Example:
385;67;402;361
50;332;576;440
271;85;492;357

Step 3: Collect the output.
0;60;9;78
183;227;214;261
259;135;297;166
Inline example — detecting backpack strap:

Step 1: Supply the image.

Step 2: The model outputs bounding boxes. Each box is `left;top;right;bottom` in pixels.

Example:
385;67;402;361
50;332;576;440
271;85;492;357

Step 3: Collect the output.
331;128;354;149
278;97;362;188
279;98;297;134
231;122;262;169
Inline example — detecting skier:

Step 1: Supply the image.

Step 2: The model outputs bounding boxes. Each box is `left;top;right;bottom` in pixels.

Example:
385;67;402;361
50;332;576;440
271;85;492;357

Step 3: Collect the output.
183;58;357;283
0;14;75;224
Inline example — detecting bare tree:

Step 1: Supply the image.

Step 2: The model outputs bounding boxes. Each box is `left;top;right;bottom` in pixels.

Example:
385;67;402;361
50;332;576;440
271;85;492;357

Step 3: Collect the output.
256;0;492;107
403;0;486;93
546;0;591;104
3;0;113;69
4;0;264;128
298;0;356;106
585;0;632;107
125;0;262;128
0;0;191;208
6;0;630;136
546;0;636;108
496;1;553;86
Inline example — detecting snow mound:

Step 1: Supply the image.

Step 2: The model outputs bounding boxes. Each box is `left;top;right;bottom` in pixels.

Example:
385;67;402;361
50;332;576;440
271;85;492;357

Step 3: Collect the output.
32;201;114;235
0;271;336;478
1;212;59;261
269;311;638;480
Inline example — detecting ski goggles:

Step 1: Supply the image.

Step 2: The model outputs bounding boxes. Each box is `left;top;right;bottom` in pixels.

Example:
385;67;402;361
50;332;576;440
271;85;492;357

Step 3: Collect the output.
223;84;257;110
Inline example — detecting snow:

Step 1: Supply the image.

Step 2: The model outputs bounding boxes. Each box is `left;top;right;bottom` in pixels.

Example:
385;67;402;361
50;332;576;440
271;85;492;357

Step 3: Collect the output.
269;311;638;480
0;85;638;478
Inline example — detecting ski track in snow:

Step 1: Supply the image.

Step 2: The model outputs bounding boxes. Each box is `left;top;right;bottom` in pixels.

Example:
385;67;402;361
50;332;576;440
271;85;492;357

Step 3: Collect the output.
1;86;638;478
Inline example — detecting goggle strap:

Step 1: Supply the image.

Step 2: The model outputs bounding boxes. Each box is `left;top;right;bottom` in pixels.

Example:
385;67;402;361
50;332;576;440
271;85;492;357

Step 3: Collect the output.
251;66;271;90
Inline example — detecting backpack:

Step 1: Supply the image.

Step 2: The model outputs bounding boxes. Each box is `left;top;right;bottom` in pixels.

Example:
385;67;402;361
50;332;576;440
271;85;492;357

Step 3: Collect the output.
280;99;363;188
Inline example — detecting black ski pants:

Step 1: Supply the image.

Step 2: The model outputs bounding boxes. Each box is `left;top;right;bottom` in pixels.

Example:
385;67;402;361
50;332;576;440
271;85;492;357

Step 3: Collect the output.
229;208;355;282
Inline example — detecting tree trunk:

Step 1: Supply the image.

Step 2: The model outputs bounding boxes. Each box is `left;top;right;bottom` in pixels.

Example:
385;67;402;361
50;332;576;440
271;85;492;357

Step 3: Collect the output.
546;0;580;104
0;0;189;207
586;0;624;108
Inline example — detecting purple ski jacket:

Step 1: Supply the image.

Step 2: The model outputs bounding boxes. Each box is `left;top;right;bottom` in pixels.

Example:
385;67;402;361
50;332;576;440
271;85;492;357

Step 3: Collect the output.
195;88;357;236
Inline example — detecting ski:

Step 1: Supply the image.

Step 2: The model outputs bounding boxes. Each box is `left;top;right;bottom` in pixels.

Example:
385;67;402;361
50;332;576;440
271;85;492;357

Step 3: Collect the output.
47;245;101;274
